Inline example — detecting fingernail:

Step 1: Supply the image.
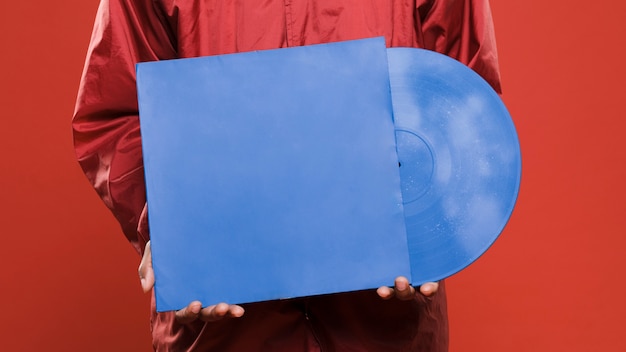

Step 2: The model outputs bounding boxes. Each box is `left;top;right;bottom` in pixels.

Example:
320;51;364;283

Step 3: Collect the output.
233;306;244;317
396;280;407;290
422;284;435;295
190;302;202;314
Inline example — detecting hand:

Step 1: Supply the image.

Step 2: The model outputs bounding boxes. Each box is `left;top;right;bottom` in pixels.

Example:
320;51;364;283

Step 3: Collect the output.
138;241;245;323
376;276;439;300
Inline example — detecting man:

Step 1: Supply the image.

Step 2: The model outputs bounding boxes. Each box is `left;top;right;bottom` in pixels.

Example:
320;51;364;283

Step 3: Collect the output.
73;1;501;350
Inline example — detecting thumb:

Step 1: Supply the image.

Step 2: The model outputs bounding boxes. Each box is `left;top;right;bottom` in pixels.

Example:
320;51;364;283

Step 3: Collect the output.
138;241;155;293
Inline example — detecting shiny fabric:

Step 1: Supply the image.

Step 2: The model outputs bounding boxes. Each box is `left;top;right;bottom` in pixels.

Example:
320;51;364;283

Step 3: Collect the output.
73;1;501;351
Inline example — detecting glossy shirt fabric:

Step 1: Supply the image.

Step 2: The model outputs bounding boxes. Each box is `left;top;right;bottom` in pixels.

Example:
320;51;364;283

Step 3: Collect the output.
73;1;501;351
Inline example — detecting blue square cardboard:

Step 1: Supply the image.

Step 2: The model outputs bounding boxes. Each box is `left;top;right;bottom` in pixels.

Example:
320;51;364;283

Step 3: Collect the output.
137;37;410;312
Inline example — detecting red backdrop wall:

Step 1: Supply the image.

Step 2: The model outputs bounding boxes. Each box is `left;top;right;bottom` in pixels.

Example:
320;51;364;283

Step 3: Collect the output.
1;1;624;351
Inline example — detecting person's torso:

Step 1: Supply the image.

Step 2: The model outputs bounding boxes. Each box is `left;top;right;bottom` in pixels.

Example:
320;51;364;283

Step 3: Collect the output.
153;0;425;58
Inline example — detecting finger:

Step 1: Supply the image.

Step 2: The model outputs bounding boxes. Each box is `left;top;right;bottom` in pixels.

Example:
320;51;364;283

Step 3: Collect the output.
393;276;416;301
376;285;395;300
419;282;439;297
228;305;245;318
199;303;245;322
138;241;155;293
175;301;202;324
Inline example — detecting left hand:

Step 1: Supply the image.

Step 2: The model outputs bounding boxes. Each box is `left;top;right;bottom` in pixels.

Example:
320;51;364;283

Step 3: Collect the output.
138;241;245;323
376;276;439;300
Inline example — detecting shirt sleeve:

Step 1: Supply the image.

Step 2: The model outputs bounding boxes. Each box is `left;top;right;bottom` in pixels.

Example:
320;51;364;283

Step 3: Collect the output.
416;0;502;93
72;0;176;255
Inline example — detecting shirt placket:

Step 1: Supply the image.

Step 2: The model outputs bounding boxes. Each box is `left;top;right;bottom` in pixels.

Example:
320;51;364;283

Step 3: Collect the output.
283;0;296;47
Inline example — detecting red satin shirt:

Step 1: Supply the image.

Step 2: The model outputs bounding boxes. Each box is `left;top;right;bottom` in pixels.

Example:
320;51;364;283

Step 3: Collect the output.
73;0;501;351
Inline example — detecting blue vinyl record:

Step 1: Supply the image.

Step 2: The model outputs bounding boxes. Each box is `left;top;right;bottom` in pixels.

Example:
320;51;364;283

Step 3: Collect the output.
387;48;522;284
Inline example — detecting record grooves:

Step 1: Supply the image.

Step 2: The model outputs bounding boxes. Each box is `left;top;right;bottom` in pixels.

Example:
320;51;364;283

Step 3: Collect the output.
387;48;522;284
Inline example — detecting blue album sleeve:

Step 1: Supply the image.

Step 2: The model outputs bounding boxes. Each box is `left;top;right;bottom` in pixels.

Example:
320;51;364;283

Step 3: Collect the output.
137;37;411;312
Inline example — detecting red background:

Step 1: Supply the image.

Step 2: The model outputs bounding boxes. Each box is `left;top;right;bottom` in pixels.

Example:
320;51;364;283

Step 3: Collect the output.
1;1;624;351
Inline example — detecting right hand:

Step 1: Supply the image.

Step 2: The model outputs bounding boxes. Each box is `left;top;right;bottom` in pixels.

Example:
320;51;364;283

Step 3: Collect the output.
138;241;245;323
